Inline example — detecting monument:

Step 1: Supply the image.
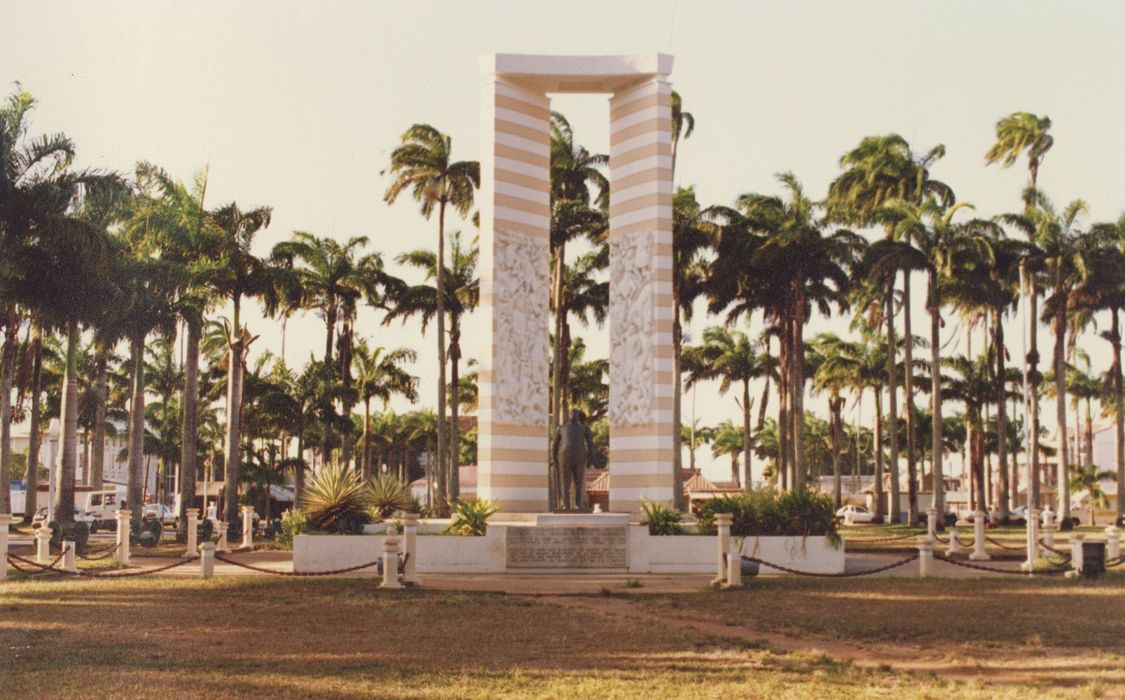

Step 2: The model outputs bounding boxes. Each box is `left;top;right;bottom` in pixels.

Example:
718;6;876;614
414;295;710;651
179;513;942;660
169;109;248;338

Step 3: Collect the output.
477;54;676;514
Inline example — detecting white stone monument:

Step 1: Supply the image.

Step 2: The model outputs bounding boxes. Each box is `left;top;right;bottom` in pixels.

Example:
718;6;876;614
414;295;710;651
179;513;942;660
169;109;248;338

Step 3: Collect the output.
477;54;675;514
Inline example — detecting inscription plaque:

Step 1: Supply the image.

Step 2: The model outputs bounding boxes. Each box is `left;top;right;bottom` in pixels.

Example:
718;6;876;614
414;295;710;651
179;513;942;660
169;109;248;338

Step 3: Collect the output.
506;526;628;569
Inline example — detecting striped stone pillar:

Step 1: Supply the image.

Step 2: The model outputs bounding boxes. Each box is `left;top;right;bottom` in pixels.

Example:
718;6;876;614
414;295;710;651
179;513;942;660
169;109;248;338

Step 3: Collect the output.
607;77;676;513
476;76;552;512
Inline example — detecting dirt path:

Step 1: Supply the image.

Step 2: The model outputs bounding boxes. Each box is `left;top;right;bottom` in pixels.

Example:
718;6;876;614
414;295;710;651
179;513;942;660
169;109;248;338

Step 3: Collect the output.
540;593;1125;689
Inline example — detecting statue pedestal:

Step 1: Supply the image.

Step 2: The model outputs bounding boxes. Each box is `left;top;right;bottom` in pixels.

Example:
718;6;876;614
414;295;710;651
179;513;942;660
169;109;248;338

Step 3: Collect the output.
534;513;629;527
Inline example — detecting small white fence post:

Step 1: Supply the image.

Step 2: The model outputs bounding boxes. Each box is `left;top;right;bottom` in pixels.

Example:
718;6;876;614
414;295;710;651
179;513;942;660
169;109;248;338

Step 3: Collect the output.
401;513;420;585
380;537;403;590
62;540;77;573
946;527;962;556
185;508;199;555
199;542;216;579
116;509;131;566
216;522;230;553
724;539;742;588
917;535;934;577
926;508;938;539
1105;525;1121;561
1042;506;1056;549
1068;532;1086;577
713;513;732;587
1022;507;1041;572
0;513;9;581
241;506;255;549
969;510;991;561
35;526;52;565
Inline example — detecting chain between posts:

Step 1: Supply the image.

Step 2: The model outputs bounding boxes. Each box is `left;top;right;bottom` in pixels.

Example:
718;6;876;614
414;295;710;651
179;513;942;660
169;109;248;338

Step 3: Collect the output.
77;543;120;561
984;536;1025;551
933;553;1070;576
848;532;923;544
739;552;919;578
213;552;395;577
7;552;198;578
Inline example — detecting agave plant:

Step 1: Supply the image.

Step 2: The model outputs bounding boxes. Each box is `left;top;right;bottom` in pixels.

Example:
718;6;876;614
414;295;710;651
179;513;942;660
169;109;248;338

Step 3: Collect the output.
445;498;498;536
365;473;414;521
640;501;683;536
301;464;369;533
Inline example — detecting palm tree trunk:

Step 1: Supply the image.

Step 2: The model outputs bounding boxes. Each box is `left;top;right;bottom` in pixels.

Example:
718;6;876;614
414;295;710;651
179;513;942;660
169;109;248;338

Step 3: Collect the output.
791;300;807;489
340;320;355;470
777;330;790;491
179;321;200;520
434;201;448;511
973;410;987;513
885;283;902;523
362;398;372;481
873;387;885;521
831;397;842;508
295;429;305;506
224;297;245;522
995;313;1010;520
929;273;945;516
322;305;337;464
1084;398;1094;468
126;336;146;515
1029;281;1042;507
90;348;106;491
0;315;15;515
449;313;462;500
1114;310;1124;522
672;277;686;509
902;270;918;524
54;320;81;524
742;379;752;491
1053;289;1070;521
23;329;42;524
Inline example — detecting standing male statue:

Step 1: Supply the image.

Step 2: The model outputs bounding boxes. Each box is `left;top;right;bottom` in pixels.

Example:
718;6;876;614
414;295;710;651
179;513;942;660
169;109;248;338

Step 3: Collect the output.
551;410;595;511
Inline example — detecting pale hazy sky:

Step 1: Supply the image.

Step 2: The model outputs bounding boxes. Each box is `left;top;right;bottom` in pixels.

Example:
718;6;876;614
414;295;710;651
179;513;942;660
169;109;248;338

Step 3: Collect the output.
4;1;1125;480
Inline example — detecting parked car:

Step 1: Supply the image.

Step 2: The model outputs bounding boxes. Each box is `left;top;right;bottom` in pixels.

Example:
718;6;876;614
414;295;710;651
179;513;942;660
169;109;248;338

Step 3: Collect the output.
82;489;127;528
835;504;876;524
30;507;98;532
142;503;177;527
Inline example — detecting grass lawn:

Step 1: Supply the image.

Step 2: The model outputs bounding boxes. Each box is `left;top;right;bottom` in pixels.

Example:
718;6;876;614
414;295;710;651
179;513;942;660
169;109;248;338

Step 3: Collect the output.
2;576;1123;698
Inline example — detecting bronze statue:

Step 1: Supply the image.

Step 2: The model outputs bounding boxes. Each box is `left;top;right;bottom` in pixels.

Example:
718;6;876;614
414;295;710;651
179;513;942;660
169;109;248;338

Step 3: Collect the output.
551;410;595;511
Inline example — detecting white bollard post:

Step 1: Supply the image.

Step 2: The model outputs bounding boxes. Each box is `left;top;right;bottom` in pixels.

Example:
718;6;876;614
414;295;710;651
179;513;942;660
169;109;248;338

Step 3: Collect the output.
0;513;9;581
380;537;403;590
62;540;77;573
969;510;991;561
947;527;962;556
844;509;854;526
926;508;938;539
1104;526;1121;561
199;542;216;579
1022;507;1041;572
1069;532;1086;577
401;513;420;585
241;506;255;549
185;508;199;555
713;513;732;587
35;526;52;565
917;535;934;577
1042;506;1056;549
724;539;742;588
217;522;230;553
116;509;131;566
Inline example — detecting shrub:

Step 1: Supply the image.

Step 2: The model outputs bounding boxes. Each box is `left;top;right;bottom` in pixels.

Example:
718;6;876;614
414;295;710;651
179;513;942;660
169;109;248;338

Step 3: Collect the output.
302;463;370;533
697;489;838;544
365;474;414;521
641;501;683;535
277;509;308;549
445;498;498;536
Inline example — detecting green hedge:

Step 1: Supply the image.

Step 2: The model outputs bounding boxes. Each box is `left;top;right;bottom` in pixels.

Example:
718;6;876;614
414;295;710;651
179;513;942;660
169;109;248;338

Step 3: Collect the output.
697;489;839;544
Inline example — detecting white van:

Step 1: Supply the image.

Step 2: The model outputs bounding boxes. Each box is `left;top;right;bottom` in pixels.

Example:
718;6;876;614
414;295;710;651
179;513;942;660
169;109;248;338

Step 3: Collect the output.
83;488;127;528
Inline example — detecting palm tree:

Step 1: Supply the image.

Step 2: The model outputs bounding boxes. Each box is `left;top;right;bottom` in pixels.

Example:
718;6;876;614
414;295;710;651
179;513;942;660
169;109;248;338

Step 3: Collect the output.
384;232;478;500
683;327;774;488
384;124;479;510
199;201;273;520
353;340;418;479
1069;463;1114;526
985;112;1054;188
829;134;951;521
710;420;744;485
810;333;856;508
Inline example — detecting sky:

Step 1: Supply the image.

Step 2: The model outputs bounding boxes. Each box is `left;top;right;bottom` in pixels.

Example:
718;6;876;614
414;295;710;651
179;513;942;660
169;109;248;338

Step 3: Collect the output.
4;1;1125;482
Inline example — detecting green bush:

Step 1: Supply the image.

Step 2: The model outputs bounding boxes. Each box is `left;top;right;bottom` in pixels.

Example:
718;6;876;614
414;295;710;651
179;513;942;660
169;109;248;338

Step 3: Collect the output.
445;498;498;536
138;519;163;547
277;509;308;549
697;489;839;544
641;501;683;535
365;474;413;521
301;463;370;533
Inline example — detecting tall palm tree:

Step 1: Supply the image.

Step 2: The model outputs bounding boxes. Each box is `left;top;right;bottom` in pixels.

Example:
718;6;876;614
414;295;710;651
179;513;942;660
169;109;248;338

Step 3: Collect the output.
353;340;418;479
198;201;273;520
272;231;384;467
683;327;774;488
985;112;1054;188
384;124;478;510
384;232;478;499
710;420;744;485
829;135;951;521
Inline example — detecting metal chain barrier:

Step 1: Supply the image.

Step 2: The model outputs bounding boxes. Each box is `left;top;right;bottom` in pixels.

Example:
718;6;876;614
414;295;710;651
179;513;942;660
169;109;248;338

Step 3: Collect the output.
934;553;1070;576
740;551;919;578
1107;557;1124;569
7;552;198;578
984;536;1025;551
214;552;390;577
77;543;120;561
848;531;924;544
6;552;66;575
1038;539;1069;556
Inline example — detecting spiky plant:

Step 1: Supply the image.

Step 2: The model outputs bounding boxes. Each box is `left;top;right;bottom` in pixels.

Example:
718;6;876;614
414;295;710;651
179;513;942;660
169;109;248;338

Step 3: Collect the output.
445;498;498;536
301;464;368;533
365;473;413;521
